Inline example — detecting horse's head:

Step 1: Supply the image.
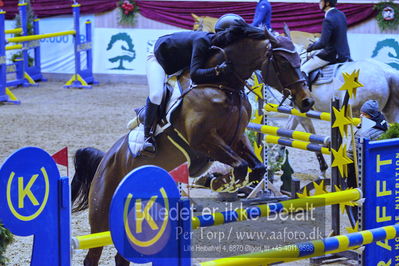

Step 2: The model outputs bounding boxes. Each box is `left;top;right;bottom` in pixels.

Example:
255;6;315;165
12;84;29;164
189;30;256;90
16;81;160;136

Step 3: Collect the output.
209;23;313;112
260;32;314;112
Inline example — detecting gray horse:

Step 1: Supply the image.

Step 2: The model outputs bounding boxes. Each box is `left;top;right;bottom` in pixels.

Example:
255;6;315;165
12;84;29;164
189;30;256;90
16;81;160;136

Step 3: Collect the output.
285;56;399;177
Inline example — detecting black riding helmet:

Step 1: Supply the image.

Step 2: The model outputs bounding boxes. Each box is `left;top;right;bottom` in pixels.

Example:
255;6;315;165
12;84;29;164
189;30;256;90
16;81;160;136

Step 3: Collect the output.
214;14;246;32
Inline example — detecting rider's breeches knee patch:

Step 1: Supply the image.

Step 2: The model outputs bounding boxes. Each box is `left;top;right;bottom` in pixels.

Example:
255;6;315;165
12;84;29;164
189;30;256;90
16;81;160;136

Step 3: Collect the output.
146;57;166;105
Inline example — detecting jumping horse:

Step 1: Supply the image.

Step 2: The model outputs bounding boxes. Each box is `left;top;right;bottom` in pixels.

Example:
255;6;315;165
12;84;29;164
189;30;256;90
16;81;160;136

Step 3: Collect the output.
71;24;314;265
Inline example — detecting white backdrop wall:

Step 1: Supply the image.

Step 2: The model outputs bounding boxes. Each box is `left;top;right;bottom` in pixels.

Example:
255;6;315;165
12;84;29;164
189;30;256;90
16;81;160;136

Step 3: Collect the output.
5;15;399;75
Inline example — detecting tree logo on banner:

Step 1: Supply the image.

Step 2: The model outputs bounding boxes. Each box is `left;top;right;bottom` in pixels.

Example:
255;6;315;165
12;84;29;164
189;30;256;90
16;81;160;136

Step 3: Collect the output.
106;32;136;70
372;38;399;70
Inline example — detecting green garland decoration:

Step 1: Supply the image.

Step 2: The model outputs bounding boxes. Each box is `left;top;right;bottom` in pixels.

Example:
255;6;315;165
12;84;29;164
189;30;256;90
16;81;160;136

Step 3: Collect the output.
374;0;399;31
118;0;139;26
12;0;35;65
0;223;14;265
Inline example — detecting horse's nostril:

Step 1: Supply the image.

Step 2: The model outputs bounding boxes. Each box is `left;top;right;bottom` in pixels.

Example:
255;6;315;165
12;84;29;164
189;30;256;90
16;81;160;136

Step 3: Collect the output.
302;98;315;111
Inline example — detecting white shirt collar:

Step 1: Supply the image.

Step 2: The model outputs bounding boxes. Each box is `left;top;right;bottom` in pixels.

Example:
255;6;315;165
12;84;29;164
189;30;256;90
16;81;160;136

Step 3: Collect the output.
325;7;335;18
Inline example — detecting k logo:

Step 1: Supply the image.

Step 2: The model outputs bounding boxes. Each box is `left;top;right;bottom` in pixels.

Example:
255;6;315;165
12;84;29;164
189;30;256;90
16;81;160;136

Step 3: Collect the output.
106;33;136;70
372;38;399;70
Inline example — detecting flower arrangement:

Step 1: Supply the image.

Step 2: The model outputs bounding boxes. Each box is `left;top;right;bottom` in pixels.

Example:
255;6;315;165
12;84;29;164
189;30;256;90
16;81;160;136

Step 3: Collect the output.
374;0;399;31
118;0;139;26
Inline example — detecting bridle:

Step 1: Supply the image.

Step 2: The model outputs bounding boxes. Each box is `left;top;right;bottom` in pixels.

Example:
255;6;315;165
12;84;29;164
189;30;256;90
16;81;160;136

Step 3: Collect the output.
265;46;306;106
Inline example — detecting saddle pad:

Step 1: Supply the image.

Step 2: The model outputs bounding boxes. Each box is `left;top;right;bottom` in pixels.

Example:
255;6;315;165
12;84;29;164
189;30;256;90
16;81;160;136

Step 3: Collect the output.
128;76;183;156
128;123;145;158
314;63;343;85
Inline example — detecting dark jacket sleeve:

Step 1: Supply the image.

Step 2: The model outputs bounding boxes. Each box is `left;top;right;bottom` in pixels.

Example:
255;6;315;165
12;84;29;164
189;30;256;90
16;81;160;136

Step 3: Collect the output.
312;18;334;50
189;38;220;84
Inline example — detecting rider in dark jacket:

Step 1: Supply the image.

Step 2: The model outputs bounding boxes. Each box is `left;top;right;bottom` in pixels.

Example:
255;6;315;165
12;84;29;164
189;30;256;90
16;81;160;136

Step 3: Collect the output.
302;0;351;81
155;31;225;84
141;14;245;154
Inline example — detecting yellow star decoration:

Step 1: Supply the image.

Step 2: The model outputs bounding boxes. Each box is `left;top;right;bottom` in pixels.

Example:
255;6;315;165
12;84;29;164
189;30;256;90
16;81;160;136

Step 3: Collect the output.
313;180;328;195
340;200;358;214
331;144;353;178
254;143;263;163
333;186;359;213
296;186;310;198
251;111;263;124
339;70;364;99
346;221;359;233
332;106;353;137
334;185;342;192
251;84;264;101
251;74;264;100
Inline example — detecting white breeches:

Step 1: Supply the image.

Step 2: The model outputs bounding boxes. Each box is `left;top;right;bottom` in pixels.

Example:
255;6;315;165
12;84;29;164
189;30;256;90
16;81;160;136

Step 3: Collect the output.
146;51;166;105
301;55;329;75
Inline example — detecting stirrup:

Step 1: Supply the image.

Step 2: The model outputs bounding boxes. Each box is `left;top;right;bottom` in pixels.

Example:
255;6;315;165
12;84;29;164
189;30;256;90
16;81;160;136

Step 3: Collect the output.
143;138;156;153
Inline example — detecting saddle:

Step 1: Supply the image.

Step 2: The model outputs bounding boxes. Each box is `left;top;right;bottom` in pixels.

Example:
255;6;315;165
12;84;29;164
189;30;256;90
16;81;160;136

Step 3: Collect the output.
134;77;180;125
128;76;213;176
128;76;183;154
308;63;344;90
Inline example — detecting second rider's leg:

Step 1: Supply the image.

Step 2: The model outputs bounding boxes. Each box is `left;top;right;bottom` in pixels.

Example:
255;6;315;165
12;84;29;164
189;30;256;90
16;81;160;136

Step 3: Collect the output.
301;55;329;86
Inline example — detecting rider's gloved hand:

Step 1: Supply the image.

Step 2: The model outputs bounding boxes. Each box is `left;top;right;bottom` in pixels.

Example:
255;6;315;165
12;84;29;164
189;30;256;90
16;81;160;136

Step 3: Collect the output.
215;61;233;77
306;43;315;52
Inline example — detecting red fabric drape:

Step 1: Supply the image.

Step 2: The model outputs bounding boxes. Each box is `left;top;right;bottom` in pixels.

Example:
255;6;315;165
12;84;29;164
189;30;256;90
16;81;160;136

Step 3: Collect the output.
2;1;376;33
136;1;376;32
3;0;117;19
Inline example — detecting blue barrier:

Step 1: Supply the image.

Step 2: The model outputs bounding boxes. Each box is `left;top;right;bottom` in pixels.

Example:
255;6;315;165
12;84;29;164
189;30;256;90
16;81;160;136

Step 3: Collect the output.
0;1;97;104
0;138;398;265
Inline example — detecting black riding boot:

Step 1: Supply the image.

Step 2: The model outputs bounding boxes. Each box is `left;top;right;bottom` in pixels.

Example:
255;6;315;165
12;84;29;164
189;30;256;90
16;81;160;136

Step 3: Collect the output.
143;99;159;153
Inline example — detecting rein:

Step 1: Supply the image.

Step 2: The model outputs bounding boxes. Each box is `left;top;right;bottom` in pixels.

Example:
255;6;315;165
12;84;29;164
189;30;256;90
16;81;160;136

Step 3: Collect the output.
211;45;264;100
210;45;250;146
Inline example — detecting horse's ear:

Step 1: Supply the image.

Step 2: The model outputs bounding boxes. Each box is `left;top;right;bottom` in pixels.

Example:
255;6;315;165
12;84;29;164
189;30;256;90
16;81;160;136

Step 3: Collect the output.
264;28;279;46
283;23;292;40
192;13;199;20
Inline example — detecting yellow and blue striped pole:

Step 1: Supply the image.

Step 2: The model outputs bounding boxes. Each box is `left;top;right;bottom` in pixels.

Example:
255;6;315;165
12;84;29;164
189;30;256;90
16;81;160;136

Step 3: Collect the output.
192;188;360;230
265;103;360;126
72;189;361;249
248;122;330;146
201;224;399;265
264;135;330;155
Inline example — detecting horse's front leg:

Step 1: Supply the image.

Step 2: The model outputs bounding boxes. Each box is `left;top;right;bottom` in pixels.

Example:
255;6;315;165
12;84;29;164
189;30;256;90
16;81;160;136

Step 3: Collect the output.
233;134;266;185
191;131;249;189
287;115;328;177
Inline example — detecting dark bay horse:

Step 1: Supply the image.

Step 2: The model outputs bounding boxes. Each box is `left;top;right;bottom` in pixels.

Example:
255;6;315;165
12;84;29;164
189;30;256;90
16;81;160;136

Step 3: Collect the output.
72;25;314;265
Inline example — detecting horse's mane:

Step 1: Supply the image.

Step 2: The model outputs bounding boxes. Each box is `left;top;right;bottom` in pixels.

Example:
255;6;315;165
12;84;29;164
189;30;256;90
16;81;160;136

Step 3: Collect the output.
211;21;266;48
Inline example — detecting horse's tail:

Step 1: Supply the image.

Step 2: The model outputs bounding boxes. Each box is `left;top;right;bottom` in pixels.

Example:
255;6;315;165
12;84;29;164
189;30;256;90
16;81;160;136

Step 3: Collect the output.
71;147;105;213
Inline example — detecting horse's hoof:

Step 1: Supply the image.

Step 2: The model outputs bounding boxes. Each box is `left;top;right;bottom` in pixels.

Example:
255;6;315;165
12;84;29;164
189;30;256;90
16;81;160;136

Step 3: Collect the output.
193;175;212;188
